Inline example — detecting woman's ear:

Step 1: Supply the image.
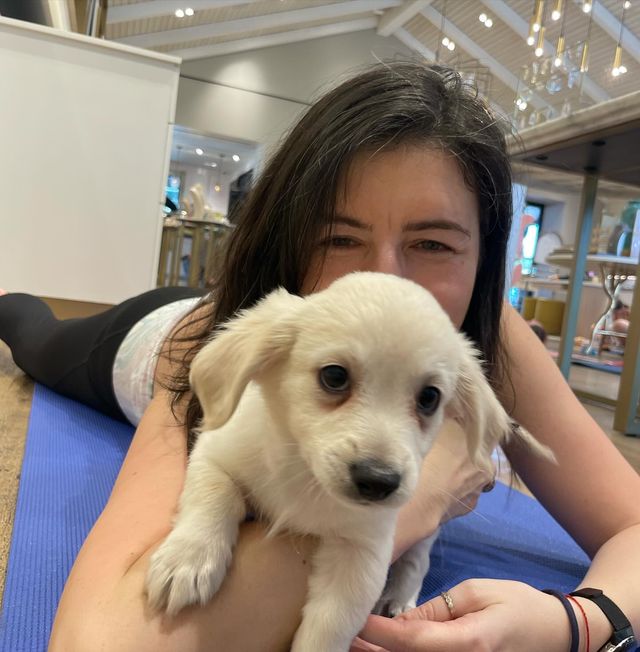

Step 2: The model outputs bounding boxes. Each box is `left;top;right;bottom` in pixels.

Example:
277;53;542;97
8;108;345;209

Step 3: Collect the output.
190;288;303;430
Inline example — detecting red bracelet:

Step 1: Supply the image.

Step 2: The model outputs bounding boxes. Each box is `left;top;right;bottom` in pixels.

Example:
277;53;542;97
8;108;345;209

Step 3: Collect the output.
566;594;590;652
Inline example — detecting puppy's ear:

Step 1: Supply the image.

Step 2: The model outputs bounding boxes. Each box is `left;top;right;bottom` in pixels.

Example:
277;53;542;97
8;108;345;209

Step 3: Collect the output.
190;288;303;429
449;340;553;469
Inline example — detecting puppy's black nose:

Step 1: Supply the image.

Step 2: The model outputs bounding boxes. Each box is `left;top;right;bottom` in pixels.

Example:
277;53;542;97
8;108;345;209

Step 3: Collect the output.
349;461;401;501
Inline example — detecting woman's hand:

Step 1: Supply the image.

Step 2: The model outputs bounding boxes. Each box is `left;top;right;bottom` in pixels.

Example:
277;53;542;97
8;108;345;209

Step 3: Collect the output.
351;579;575;652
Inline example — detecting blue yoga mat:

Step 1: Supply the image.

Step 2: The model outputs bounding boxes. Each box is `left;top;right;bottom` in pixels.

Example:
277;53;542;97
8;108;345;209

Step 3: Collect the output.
1;384;591;651
0;385;134;652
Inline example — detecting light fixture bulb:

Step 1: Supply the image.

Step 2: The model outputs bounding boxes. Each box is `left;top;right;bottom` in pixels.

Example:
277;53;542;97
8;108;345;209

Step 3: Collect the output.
527;35;535;46
582;1;592;13
552;9;561;19
554;56;562;67
619;64;627;74
623;0;631;8
214;184;221;192
195;148;204;156
174;8;184;18
535;26;546;57
612;67;620;76
485;18;493;27
520;100;528;110
442;36;449;46
184;7;194;16
232;154;240;162
533;22;540;32
479;13;487;22
448;41;455;51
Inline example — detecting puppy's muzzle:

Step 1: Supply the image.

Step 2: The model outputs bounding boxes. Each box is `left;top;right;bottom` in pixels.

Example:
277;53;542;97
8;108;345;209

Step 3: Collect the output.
349;460;401;502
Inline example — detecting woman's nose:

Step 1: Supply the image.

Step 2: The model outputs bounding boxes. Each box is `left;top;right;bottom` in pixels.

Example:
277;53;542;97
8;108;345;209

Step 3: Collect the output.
367;246;404;276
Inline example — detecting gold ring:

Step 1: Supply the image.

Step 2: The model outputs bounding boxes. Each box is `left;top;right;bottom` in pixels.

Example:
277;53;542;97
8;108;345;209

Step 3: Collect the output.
440;590;455;619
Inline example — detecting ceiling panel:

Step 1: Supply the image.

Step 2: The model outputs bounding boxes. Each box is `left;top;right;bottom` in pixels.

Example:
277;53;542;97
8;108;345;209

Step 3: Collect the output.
102;0;640;120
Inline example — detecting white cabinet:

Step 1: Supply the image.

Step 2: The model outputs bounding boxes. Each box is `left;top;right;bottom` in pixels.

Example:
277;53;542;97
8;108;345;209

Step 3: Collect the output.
0;16;181;304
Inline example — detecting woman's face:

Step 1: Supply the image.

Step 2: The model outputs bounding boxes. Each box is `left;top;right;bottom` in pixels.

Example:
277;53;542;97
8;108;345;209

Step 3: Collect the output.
303;146;481;329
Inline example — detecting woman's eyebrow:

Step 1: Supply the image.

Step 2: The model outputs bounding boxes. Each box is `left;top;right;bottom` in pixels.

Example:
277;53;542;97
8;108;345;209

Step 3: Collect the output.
332;215;471;238
402;219;471;238
333;215;373;231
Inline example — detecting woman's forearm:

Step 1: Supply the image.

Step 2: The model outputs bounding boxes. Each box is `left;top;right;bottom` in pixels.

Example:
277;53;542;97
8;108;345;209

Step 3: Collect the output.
571;523;640;651
49;522;315;652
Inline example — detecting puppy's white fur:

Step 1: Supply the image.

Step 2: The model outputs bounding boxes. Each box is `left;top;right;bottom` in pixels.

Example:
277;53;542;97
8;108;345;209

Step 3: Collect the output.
146;272;551;651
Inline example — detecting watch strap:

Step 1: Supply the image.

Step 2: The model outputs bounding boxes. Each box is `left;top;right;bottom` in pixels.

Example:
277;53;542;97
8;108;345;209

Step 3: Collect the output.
569;588;636;647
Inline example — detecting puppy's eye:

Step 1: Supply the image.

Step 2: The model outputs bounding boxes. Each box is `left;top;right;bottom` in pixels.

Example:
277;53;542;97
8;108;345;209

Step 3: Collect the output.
319;365;350;393
416;386;441;416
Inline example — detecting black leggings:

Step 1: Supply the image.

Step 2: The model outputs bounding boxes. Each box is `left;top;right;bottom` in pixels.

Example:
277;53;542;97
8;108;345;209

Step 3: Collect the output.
0;287;206;423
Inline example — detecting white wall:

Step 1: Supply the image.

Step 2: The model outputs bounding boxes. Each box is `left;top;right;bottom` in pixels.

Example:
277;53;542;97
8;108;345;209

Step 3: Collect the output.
526;186;582;246
0;17;180;304
175;29;412;153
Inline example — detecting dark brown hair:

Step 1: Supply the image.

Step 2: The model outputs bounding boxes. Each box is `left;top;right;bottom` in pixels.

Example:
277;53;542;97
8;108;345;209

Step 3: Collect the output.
167;61;514;450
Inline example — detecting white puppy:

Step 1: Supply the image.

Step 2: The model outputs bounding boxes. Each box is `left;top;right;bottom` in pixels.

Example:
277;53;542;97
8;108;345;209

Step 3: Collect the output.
146;272;551;651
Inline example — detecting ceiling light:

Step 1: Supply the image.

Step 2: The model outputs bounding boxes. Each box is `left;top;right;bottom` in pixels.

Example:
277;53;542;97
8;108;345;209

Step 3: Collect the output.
533;22;541;32
184;7;194;16
442;36;450;47
551;0;563;20
479;13;487;22
554;34;565;68
232;154;240;162
582;1;592;13
612;44;627;76
174;8;184;18
214;184;221;192
447;41;455;51
624;1;631;8
485;18;493;27
195;148;203;155
527;35;535;46
535;26;546;57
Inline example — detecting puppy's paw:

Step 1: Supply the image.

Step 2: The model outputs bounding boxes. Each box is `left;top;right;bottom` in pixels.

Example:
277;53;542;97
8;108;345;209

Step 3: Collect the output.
372;594;417;618
146;530;233;616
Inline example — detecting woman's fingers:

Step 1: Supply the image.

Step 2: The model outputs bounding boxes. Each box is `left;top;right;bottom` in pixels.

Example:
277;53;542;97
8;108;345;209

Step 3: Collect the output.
359;613;484;652
350;634;389;651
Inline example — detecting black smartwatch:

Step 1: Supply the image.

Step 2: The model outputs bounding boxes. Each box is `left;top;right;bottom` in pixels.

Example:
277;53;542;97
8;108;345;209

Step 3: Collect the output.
569;588;637;652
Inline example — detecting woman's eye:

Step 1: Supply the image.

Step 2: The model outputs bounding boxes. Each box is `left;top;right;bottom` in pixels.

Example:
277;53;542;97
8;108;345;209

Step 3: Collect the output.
416;240;450;252
322;235;359;249
416;386;441;416
319;365;350;393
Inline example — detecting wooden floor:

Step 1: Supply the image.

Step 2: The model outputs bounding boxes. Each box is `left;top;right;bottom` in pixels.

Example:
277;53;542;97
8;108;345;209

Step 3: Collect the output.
1;311;640;606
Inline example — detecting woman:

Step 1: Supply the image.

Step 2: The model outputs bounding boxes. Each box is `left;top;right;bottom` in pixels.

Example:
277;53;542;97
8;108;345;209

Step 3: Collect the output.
1;62;637;652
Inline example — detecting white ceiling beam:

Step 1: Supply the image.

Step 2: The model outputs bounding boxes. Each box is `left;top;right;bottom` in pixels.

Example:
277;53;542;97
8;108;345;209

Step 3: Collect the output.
377;0;433;37
171;17;378;60
114;0;402;48
420;5;553;112
107;0;255;25
481;0;610;104
394;26;436;59
585;0;640;65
